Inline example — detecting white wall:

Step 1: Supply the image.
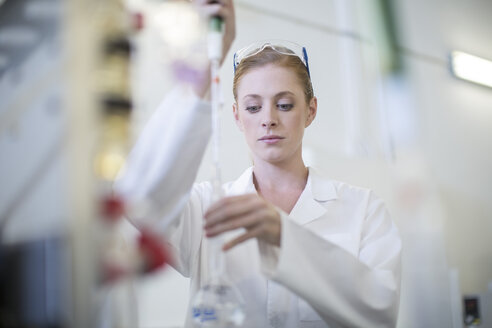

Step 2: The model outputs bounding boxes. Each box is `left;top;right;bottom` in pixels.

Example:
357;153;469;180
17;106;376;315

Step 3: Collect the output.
393;0;492;295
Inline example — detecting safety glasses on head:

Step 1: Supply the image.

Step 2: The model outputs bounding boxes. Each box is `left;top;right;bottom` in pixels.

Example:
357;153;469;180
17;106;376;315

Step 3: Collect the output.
233;40;311;78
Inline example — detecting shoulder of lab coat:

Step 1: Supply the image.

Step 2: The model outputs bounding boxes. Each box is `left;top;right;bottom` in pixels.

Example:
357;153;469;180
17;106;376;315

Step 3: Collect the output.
257;167;402;328
115;85;212;234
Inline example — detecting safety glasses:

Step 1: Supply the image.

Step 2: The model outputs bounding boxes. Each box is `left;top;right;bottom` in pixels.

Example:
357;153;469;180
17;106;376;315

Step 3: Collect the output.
233;40;311;78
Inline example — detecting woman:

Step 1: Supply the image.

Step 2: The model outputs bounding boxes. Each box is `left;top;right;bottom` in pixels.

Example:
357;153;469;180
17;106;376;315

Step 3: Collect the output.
116;1;401;327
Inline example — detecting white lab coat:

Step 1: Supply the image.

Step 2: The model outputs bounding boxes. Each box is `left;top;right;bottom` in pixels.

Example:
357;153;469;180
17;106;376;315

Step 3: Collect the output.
116;86;401;328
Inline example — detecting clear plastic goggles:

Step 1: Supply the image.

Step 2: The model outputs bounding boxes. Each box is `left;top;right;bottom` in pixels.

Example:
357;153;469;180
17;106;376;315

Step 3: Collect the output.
233;40;311;78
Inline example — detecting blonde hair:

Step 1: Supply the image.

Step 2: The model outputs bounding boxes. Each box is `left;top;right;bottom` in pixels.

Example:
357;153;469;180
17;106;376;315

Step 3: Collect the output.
233;47;314;103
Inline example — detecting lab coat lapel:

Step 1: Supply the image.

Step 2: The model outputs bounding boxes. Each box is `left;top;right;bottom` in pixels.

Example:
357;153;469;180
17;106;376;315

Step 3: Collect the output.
226;167;338;226
226;167;257;195
289;167;338;226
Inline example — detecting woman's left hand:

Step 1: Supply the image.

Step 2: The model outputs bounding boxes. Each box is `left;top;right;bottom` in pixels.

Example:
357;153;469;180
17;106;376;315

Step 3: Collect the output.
204;194;281;251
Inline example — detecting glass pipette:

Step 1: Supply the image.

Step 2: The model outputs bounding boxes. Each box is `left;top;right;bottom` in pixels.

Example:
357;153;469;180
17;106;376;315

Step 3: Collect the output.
190;16;245;328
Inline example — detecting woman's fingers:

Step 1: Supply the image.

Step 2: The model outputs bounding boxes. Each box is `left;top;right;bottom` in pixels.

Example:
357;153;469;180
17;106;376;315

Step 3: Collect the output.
205;208;264;237
199;4;229;18
222;225;264;251
203;194;282;250
205;193;256;216
204;194;260;227
193;0;232;20
194;0;227;5
190;0;235;98
193;0;236;63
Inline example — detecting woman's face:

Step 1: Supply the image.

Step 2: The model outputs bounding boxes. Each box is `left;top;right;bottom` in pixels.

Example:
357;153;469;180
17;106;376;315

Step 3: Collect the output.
233;64;317;165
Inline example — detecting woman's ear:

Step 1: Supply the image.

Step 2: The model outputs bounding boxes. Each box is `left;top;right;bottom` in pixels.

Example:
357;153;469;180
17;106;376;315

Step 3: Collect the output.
233;103;244;131
305;97;317;127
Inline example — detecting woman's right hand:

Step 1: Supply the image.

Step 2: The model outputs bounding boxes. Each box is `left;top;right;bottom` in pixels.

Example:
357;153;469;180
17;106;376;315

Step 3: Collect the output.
194;0;236;63
192;0;236;97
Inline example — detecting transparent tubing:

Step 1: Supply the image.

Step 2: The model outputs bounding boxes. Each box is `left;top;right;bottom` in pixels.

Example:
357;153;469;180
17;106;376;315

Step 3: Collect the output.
190;17;245;328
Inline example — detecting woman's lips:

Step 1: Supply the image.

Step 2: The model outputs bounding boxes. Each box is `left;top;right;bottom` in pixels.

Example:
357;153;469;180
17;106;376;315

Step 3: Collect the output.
258;135;285;144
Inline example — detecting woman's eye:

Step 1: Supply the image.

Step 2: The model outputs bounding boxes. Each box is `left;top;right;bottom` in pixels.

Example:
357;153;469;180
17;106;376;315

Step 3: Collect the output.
245;106;261;113
277;103;293;111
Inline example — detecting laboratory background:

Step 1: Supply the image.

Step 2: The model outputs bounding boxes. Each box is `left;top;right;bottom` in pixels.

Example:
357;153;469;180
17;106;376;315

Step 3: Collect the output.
0;0;491;327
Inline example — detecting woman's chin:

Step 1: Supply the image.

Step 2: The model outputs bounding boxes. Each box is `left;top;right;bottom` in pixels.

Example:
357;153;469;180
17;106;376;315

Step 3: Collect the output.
254;151;291;165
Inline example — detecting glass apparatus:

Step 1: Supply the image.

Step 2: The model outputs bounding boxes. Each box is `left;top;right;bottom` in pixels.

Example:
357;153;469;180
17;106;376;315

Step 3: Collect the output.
190;17;245;328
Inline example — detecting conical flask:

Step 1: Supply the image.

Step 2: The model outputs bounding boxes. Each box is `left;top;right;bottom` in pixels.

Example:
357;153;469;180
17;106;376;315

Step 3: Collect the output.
190;268;246;327
190;184;245;327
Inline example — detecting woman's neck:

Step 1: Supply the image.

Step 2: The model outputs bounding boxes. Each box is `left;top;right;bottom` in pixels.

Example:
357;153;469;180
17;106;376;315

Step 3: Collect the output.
252;159;308;214
253;160;307;190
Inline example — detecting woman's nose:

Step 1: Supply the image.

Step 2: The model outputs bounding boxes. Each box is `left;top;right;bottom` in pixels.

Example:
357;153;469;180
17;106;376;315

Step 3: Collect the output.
262;119;277;128
261;107;278;128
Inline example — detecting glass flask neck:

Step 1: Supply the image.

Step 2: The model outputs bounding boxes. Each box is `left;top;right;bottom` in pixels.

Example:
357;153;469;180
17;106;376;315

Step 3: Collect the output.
208;182;225;280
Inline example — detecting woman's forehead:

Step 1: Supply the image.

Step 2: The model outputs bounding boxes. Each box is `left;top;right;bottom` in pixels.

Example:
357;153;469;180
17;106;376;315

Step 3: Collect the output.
236;64;304;99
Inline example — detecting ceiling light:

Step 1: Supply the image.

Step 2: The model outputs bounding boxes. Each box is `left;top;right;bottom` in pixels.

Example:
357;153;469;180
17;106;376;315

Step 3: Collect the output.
450;51;492;89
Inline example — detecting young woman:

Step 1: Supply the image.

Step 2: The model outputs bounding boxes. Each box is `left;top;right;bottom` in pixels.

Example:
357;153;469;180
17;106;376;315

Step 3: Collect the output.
116;1;401;327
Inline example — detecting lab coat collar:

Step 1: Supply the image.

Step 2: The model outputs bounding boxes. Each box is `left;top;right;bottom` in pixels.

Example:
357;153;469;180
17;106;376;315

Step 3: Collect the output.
308;167;338;202
289;167;337;225
227;167;338;225
227;166;257;195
